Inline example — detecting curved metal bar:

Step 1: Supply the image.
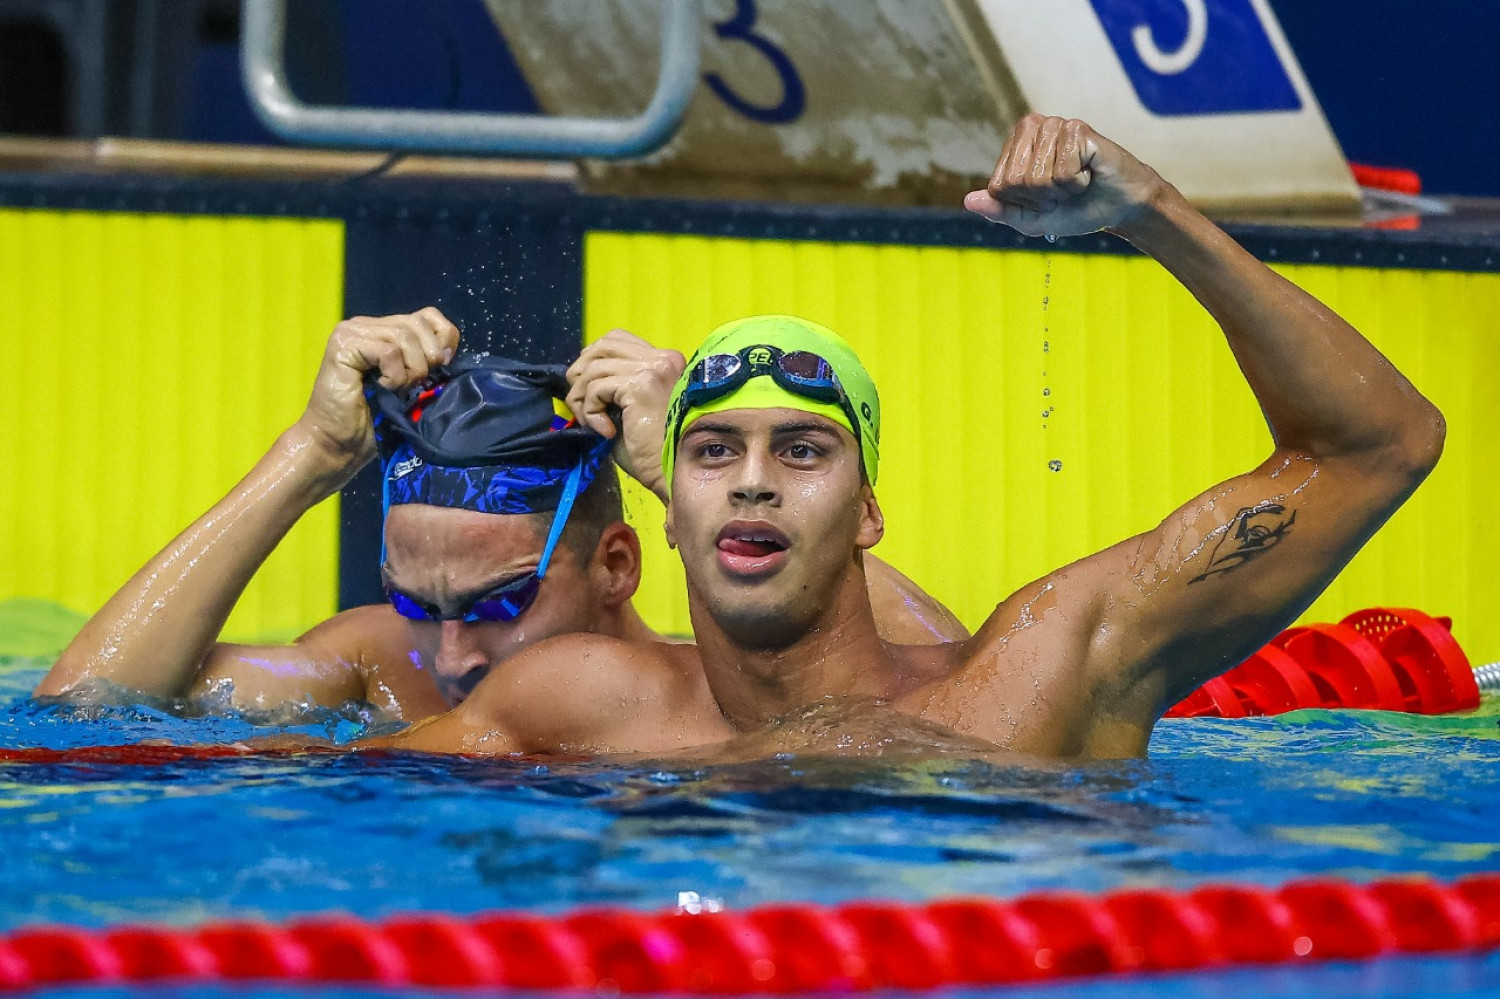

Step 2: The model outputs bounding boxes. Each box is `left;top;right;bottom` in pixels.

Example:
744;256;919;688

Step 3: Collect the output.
239;0;701;158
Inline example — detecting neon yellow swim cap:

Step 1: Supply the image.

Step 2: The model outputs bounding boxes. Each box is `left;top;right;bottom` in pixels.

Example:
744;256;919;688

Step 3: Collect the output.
662;315;880;490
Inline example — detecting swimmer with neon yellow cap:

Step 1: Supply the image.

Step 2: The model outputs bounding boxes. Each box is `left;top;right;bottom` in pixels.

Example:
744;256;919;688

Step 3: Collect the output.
661;314;881;495
355;113;1441;764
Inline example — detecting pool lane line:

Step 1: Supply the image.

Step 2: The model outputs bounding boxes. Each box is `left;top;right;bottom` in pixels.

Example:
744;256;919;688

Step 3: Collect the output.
1;873;1498;992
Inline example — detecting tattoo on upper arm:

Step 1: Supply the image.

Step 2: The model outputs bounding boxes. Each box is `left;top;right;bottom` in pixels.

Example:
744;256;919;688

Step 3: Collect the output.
1189;503;1296;584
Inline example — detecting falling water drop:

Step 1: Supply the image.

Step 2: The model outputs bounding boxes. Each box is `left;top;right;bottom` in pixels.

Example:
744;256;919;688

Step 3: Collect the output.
1048;459;1063;472
1044;233;1059;243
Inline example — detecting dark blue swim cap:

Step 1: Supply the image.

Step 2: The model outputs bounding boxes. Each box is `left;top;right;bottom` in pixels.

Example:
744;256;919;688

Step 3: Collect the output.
371;354;608;516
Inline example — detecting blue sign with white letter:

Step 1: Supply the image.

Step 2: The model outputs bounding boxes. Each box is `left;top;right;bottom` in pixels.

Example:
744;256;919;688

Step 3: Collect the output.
1087;0;1301;116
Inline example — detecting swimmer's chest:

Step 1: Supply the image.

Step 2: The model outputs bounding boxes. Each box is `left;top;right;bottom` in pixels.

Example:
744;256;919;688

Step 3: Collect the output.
894;628;1102;757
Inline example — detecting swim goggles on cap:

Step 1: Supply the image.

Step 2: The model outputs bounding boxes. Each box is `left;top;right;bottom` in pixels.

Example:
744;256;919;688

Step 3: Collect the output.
382;459;585;624
668;344;862;451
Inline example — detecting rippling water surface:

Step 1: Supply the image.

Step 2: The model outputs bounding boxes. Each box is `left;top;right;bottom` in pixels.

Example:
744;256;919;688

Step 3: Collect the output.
3;655;1499;998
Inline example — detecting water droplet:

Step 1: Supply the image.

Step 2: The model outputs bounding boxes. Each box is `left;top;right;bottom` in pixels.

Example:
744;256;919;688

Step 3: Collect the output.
1042;408;1053;418
1042;388;1051;397
1044;233;1059;243
1048;459;1063;472
1042;341;1050;353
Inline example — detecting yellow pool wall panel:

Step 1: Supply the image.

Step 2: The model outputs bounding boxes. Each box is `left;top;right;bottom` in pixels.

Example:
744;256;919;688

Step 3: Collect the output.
583;231;1500;664
1;208;345;644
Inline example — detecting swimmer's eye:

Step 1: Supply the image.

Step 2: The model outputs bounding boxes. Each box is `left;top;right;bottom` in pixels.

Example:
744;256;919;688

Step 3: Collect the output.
781;441;824;464
691;440;737;463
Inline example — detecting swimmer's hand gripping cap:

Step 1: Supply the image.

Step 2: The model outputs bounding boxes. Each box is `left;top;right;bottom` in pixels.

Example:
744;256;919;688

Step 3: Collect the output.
662;315;880;492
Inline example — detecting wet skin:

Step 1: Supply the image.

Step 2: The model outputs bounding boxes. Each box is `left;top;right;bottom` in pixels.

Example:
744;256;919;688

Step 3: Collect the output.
370;113;1445;761
374;409;1113;760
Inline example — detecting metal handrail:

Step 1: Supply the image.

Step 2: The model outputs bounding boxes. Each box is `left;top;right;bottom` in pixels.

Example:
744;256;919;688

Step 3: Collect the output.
239;0;701;158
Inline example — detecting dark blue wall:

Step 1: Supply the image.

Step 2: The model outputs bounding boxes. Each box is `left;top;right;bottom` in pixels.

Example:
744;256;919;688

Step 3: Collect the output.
1268;0;1500;197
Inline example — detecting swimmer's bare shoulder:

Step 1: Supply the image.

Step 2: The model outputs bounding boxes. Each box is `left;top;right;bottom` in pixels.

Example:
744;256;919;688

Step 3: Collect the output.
362;632;729;756
898;561;1110;759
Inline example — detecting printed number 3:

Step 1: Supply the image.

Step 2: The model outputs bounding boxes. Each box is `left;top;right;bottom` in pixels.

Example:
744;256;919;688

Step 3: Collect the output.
703;0;806;124
1131;0;1207;75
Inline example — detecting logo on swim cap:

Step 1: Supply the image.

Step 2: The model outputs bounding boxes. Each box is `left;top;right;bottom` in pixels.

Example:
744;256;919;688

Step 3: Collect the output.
390;455;424;479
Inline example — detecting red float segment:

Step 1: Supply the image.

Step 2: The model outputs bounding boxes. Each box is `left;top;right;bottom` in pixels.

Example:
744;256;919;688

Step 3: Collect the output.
1186;884;1304;963
744;905;872;990
383;916;505;987
1102;890;1222;971
4;930;124;986
1165;607;1479;718
470;914;592;989
1349;163;1423;195
923;898;1045;983
565;910;692;992
103;928;219;980
2;875;1499;993
839;903;959;988
662;912;777;991
1283;624;1407;711
1457;876;1500;948
1278;880;1400;960
196;923;313;980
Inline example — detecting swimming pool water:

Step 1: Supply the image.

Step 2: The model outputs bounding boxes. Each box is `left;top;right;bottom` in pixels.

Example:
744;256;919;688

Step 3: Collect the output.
3;655;1499;998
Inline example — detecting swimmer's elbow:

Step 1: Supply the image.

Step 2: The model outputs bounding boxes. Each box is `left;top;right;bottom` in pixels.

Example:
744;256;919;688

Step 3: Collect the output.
1329;392;1445;489
1385;396;1446;487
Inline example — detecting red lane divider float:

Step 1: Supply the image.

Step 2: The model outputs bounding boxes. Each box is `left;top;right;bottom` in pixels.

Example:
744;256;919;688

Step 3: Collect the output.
1166;607;1478;719
1349;162;1423;196
1;875;1498;992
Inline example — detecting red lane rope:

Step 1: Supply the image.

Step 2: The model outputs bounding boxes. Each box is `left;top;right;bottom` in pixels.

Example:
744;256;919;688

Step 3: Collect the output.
1;875;1498;992
1166;607;1478;719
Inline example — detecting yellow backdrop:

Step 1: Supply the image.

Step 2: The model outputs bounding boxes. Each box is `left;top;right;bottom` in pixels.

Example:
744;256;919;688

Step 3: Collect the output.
584;231;1499;664
1;209;344;643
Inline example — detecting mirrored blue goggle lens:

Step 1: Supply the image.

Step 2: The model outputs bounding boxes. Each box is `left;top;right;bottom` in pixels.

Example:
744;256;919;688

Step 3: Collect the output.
694;353;744;388
463;574;543;623
387;589;436;622
776;350;839;389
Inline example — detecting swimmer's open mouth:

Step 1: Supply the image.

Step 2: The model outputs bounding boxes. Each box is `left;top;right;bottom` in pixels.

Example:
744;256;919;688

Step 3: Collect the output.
717;522;790;558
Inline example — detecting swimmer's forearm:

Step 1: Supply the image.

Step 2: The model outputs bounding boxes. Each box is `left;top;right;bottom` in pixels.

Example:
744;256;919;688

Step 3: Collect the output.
1110;187;1443;464
37;428;356;699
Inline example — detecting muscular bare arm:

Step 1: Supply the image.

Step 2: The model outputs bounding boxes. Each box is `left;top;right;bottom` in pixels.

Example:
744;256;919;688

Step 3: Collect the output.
967;116;1444;741
37;310;461;708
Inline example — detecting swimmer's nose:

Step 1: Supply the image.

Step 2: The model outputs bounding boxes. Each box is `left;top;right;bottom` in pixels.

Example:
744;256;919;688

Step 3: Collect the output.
433;621;492;704
730;450;778;507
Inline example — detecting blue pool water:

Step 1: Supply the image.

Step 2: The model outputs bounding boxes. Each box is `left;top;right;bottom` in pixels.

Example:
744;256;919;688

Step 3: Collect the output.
2;655;1500;998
